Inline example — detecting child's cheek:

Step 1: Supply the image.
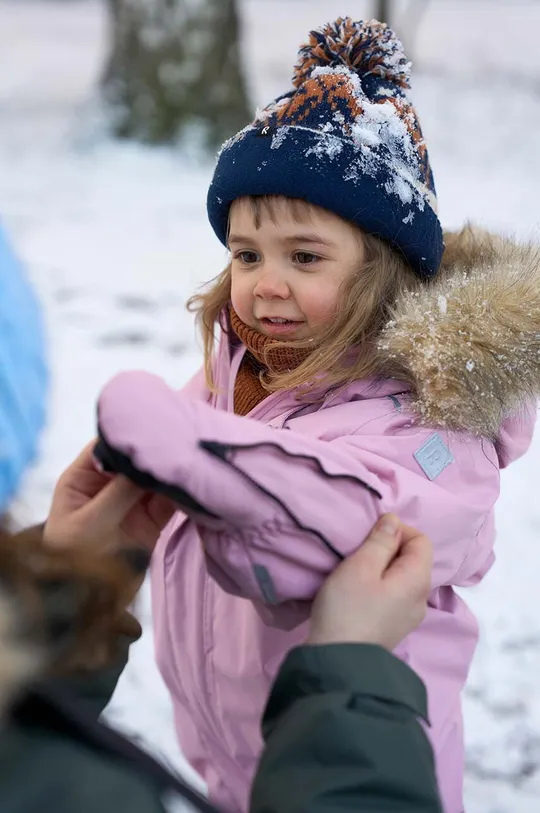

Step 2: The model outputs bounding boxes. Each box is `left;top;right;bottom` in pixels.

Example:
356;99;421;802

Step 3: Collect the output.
230;280;252;323
303;287;340;327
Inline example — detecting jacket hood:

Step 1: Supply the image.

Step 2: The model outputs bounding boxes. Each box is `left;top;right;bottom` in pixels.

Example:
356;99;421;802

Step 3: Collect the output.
379;226;540;438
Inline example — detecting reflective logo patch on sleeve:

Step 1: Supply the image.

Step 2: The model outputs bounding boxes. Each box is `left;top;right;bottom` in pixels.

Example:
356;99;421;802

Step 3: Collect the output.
253;564;279;605
414;433;454;480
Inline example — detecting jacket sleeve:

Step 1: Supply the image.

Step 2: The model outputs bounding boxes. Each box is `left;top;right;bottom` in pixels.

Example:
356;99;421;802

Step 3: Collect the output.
97;372;498;605
179;365;212;401
250;643;443;813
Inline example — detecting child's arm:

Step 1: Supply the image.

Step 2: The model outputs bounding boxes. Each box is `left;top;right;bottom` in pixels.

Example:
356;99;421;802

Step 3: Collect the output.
97;371;499;605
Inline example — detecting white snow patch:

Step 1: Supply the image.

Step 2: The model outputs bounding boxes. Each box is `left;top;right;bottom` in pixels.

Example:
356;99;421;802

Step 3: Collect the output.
305;132;343;161
350;125;380;148
304;66;431;209
403;210;415;225
386;175;413;205
270;126;288;150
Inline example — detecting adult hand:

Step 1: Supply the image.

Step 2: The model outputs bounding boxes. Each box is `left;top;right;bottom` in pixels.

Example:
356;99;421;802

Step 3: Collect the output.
308;514;432;651
44;441;176;553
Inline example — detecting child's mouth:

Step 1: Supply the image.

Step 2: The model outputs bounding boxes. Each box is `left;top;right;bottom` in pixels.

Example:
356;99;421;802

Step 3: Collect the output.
259;317;303;336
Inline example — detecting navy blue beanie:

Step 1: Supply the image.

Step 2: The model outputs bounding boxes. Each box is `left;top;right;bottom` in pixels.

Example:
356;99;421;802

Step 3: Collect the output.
0;222;47;513
207;18;443;278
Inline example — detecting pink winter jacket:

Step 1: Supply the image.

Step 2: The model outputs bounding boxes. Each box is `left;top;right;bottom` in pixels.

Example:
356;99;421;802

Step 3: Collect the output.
97;231;539;813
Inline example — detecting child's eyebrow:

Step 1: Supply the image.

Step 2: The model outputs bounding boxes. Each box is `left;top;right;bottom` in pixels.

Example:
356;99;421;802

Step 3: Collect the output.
228;234;254;246
282;234;336;248
228;233;336;248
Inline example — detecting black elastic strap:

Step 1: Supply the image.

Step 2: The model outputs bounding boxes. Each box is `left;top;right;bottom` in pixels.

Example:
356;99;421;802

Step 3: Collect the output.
94;432;217;519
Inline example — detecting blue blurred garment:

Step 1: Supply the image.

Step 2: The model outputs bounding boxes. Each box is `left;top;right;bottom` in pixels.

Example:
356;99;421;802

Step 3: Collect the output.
0;222;47;513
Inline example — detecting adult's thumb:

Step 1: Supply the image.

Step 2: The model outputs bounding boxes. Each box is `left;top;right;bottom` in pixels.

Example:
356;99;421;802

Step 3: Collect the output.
351;514;401;579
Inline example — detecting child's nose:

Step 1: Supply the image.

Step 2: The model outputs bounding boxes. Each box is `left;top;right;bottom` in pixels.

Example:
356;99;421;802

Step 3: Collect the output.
253;268;290;299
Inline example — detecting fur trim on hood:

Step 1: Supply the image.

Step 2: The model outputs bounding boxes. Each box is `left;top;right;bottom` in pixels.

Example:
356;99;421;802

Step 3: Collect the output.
0;525;144;721
0;586;40;717
379;226;540;438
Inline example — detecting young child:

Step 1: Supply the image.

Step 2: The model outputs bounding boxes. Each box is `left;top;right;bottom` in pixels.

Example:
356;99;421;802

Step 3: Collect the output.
96;18;540;813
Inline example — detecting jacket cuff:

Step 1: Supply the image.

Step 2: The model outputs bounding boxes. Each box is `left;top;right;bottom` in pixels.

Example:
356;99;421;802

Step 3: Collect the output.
264;643;429;728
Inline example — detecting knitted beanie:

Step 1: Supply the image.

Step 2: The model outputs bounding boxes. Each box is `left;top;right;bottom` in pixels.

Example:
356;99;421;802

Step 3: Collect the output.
0;222;47;513
207;17;443;278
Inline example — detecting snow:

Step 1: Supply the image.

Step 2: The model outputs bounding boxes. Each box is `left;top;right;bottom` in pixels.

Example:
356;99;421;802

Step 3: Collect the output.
403;210;415;225
2;1;540;810
295;62;432;209
305;131;344;160
270;126;289;150
386;173;414;204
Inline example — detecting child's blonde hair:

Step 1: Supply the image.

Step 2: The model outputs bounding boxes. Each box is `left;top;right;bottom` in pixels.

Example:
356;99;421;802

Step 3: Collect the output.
188;196;421;396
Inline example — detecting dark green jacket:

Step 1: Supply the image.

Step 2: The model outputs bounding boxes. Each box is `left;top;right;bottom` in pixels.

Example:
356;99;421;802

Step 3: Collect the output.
0;645;171;813
252;643;443;813
0;641;442;813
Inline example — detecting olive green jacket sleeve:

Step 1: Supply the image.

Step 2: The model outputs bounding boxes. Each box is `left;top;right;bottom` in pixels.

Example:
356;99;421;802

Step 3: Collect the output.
250;643;443;813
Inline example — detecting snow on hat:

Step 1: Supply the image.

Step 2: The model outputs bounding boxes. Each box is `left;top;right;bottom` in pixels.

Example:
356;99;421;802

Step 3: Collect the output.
0;222;47;513
207;17;443;278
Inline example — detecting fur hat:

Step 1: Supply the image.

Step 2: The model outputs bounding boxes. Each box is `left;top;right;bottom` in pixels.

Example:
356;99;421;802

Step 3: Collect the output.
207;17;443;278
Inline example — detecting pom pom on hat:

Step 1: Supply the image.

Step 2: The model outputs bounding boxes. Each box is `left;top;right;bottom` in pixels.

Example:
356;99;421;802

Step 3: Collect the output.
293;18;411;89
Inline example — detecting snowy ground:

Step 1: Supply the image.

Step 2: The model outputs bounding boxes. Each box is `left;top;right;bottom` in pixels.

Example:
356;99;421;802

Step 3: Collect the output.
2;1;540;810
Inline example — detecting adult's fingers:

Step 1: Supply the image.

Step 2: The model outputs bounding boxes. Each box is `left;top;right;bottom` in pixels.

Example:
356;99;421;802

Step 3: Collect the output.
79;474;144;530
384;525;433;592
348;514;402;580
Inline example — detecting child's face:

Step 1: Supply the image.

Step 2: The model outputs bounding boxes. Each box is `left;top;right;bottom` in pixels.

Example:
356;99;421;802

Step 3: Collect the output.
229;198;365;340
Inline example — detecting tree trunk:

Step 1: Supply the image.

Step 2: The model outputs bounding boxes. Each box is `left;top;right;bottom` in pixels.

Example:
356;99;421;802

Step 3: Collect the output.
374;0;391;25
101;0;251;149
397;0;430;64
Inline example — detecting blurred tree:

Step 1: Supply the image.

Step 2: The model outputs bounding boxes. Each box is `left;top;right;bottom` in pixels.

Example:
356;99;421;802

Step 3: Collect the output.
374;1;430;64
374;0;391;25
101;0;251;149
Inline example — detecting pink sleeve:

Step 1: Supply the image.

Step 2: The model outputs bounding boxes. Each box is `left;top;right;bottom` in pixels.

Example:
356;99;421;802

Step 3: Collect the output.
179;366;210;401
98;371;498;609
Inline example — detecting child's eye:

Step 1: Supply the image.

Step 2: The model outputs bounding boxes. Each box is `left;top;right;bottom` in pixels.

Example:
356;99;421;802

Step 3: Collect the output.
235;250;260;264
294;251;320;265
